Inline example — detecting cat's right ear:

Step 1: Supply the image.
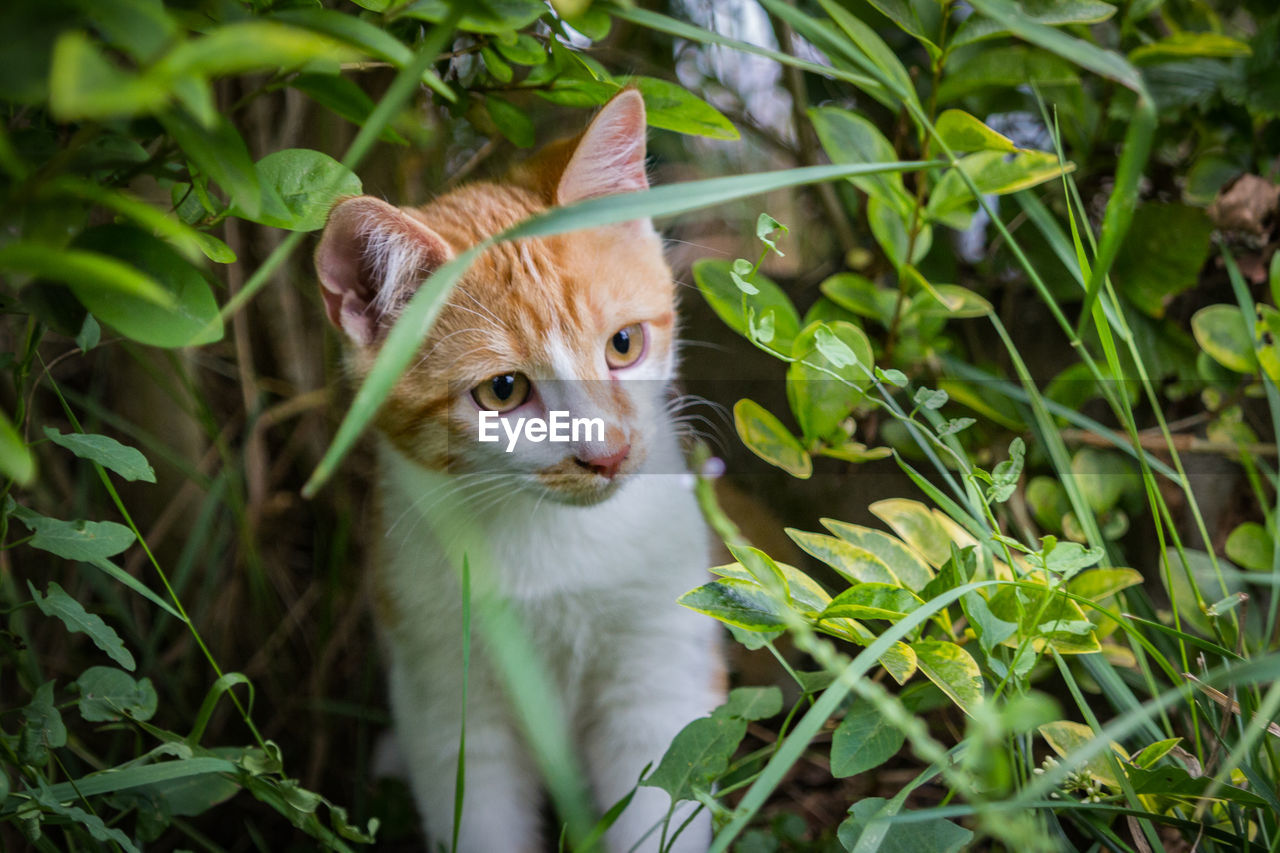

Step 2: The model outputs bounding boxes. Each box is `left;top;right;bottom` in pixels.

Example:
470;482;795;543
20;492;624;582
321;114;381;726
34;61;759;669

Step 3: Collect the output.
315;196;451;347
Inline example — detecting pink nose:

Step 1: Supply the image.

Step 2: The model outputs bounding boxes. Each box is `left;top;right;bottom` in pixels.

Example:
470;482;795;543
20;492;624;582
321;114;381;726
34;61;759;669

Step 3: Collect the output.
575;444;631;479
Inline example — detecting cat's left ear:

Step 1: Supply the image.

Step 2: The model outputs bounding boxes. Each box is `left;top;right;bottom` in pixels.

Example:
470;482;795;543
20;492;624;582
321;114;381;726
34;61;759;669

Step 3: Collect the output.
556;88;649;206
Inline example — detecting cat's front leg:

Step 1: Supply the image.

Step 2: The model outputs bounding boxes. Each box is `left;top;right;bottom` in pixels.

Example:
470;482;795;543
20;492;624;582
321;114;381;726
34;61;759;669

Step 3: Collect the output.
385;653;543;853
580;627;724;853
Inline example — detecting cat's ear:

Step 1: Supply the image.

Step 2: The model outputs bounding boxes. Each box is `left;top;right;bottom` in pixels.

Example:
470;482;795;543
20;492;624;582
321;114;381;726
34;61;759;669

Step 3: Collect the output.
315;196;451;346
556;88;649;206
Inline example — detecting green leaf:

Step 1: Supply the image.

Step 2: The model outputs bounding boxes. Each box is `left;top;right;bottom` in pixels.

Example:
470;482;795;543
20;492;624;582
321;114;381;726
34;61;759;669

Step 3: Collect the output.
270;8;453;100
1067;567;1143;601
1193;304;1259;374
1132;737;1182;769
43;427;155;483
722;686;783;721
987;584;1101;654
1128;764;1266;807
236;149;363;232
869;499;952;568
712;559;833;613
821;519;933;588
821;273;896;327
161;111;263;219
1130;32;1252;65
679;579;787;632
291;73;406;144
1112;203;1213;317
1026;475;1070;533
934;109;1018;153
962;590;1017;653
20;756;239;804
937;45;1079;103
21;682;67;766
29;581;135;671
495;32;546;65
48;30;170;121
950;0;1116;48
643;713;745;803
400;0;547;34
30;784;141;853
838;797;972;853
861;0;939;54
787;321;874;442
486;95;535;148
75;666;158;722
1042;541;1105;577
830;700;904;777
822;583;922;622
0;242;173;308
786;529;899;585
0;407;34;486
926;150;1074;229
624;76;737;139
756;213;787;255
913;387;949;411
694;259;801;354
70;225;223;348
8;501;136;562
911;640;984;715
733;398;812;479
157;21;358;78
813;0;921;111
1226;522;1273;572
809;107;911;213
1070;447;1138;515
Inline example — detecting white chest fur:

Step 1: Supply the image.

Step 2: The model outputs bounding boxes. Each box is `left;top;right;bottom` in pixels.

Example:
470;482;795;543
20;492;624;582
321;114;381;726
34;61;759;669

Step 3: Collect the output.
373;434;723;853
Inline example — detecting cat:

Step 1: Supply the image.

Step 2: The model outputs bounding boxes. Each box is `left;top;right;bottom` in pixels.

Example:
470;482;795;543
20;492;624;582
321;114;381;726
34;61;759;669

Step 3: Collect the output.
315;90;725;852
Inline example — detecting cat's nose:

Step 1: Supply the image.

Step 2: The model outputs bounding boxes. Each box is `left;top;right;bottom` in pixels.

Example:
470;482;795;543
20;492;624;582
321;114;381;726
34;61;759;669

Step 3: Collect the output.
575;443;631;479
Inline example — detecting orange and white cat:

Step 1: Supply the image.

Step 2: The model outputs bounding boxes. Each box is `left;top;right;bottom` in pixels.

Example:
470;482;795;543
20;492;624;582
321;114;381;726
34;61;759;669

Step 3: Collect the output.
315;91;723;852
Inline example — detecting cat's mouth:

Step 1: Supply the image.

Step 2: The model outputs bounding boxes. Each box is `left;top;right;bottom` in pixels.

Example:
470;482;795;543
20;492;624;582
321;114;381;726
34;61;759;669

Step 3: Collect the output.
533;453;639;505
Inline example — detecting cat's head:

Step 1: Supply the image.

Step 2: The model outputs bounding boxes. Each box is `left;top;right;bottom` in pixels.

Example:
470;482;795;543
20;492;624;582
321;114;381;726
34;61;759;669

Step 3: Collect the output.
315;90;678;505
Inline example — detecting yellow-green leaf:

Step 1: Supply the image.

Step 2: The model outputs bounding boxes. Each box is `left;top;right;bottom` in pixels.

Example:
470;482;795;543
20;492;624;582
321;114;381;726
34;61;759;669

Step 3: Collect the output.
912;640;984;716
734;399;811;479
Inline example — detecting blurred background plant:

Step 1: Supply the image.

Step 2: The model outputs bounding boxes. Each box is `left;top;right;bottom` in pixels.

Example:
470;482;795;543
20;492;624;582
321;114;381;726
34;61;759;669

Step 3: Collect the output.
0;0;1277;850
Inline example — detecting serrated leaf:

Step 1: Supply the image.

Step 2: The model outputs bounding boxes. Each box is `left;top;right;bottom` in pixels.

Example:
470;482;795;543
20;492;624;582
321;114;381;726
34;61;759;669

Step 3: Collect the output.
75;666;157;722
831;701;904;777
29;582;135;670
43;428;155;483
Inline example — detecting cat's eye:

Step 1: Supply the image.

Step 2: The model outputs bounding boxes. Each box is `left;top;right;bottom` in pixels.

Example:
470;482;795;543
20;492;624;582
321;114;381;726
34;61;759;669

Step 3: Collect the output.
472;372;531;412
605;323;646;369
